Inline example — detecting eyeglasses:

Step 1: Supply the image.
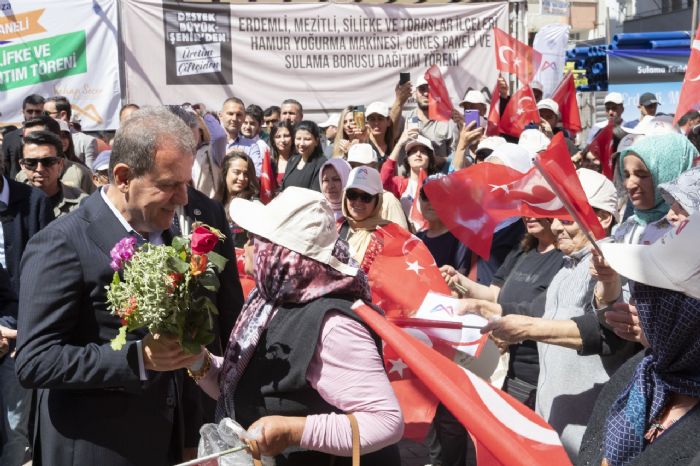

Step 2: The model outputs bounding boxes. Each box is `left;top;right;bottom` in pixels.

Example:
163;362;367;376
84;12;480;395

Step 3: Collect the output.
346;190;376;203
19;156;61;170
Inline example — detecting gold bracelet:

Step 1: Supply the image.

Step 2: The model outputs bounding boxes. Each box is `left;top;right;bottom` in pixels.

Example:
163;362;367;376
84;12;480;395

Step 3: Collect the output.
187;350;211;382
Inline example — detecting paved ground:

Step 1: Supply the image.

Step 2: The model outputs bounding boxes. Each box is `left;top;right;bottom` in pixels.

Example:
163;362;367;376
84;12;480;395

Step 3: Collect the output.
399;439;430;466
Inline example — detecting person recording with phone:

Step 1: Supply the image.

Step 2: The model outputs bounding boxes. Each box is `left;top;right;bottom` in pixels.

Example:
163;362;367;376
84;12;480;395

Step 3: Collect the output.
332;106;365;159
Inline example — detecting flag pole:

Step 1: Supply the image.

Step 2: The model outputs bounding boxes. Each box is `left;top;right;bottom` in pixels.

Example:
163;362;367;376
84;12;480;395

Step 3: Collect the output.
532;159;604;256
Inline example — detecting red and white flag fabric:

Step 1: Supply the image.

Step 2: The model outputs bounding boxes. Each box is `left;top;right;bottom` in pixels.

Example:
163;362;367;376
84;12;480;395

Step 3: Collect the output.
425;65;454;122
674;25;700;124
259;146;278;204
354;303;572;466
367;223;451;317
494;27;542;84
486;81;502;136
498;85;540;138
234;248;255;300
551;72;582;135
408;169;428;232
424;132;603;258
586;120;615;180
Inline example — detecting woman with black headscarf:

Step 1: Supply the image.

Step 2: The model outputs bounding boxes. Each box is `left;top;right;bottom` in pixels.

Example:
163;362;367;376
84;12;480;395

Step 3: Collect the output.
578;212;700;465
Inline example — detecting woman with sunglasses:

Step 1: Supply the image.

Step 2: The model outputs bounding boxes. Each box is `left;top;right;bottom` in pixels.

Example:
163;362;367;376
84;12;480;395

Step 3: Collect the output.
469;169;636;460
339;167;392;270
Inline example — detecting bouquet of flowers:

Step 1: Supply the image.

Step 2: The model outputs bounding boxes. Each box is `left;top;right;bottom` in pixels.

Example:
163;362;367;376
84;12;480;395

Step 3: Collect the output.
106;224;228;354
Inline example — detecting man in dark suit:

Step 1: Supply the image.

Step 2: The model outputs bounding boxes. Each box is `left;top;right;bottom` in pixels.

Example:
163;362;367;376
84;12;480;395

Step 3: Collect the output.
0;170;53;465
15;107;241;465
2;94;46;179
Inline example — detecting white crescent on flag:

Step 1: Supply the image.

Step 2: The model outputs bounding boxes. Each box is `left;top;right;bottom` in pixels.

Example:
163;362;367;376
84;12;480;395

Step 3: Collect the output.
498;46;514;65
462;368;563;446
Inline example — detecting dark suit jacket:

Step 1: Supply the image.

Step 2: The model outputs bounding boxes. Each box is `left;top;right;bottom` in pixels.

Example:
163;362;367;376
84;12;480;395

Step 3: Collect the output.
15;191;195;466
1;179;54;309
2;128;23;180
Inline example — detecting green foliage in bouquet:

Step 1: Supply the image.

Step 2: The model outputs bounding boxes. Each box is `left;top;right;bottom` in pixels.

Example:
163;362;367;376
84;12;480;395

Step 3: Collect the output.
106;225;228;354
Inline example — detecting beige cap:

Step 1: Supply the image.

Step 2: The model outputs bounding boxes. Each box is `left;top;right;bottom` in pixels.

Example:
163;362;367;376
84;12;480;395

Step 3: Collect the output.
405;135;434;154
345;166;383;196
228;187;358;276
347;144;378;165
576;168;619;222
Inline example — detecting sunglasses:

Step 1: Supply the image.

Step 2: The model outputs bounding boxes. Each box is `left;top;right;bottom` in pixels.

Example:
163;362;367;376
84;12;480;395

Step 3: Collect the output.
20;156;61;170
346;190;376;203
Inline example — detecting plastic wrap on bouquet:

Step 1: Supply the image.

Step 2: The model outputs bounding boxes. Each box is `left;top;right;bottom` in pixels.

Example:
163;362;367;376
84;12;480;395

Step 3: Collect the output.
197;418;275;466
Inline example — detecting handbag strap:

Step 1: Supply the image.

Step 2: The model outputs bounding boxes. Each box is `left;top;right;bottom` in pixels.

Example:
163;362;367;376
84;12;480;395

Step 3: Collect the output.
347;413;360;466
248;439;263;466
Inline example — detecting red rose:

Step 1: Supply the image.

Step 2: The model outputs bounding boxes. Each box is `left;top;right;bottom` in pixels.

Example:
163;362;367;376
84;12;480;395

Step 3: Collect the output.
190;226;219;255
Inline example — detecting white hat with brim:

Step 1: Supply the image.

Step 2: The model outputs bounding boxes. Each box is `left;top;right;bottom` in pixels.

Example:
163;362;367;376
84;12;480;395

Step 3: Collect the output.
622;115;677;136
345;166;383;196
405;135;434;154
229;187;358;276
537;98;560;116
577;167;620;223
600;212;700;299
604;92;624;105
348;144;378;165
459;90;487;106
319;113;340;128
366;101;390;118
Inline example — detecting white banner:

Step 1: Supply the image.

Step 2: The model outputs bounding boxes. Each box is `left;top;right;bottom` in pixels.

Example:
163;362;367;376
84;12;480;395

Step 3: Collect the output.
533;23;571;98
0;0;121;130
121;1;507;118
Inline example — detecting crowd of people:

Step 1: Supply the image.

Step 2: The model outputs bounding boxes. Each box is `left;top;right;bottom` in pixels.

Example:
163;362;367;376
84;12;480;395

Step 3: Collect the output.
0;68;698;466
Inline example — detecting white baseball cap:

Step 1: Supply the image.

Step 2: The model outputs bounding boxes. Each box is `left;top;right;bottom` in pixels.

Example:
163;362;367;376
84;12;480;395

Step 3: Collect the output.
600;211;700;299
319;113;340;128
616;134;639;153
518;129;550;157
366;101;390;118
577;168;619;222
476;136;506;154
622;115;678;136
347;143;378;165
537;98;560;116
345;166;383;196
460;90;487;106
415;73;428;88
405;135;435;154
604;92;624;105
228;187;358;276
531;80;544;92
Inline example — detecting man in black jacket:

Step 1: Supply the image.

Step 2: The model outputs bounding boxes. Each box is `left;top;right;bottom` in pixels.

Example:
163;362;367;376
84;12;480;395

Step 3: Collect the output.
2;95;45;179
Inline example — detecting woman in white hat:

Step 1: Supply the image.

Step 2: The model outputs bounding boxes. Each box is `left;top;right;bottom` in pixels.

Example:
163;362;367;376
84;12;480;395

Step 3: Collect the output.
188;187;403;463
365;101;396;165
339;166;393;269
579;212;700;465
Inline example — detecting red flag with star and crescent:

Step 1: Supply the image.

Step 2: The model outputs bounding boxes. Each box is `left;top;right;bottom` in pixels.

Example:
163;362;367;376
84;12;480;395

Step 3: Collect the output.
551;72;582;135
259;145;278;204
498;85;540;138
586;120;615;180
425;65;454;122
674;25;700;124
486;81;502;136
493;27;542;84
424;133;603;259
354;302;572;466
408;169;428;232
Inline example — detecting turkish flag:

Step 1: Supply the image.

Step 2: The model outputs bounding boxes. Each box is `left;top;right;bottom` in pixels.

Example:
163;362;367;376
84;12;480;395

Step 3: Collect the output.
498;85;540;138
424;133;602;258
674;25;700;124
425;65;454;122
486;81;501;136
551;72;582;135
535;133;607;240
494;27;542;84
354;303;572;466
234;248;255;300
586;121;615;180
367;223;452;318
408;169;428;232
259;145;278;204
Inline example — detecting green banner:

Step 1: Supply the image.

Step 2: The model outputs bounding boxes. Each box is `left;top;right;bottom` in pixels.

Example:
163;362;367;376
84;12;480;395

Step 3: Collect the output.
0;30;87;91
